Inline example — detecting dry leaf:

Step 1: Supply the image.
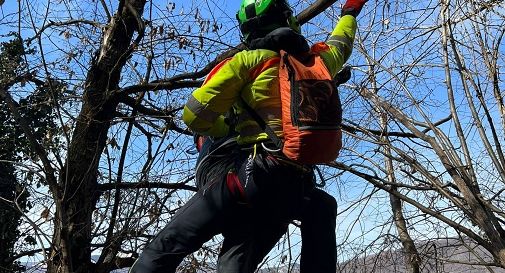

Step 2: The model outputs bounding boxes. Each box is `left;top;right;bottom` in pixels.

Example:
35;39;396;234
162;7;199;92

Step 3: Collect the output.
41;207;50;220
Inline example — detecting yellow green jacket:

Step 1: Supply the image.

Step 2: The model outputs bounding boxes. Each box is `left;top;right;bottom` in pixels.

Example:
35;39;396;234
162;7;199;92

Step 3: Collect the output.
183;15;357;144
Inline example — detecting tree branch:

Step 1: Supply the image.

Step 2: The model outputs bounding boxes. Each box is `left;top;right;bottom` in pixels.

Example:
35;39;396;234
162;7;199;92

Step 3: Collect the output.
5;248;51;264
118;80;203;95
329;161;493;251
99;0;112;21
105;256;137;270
296;0;339;25
342;120;418;138
119;94;178;117
26;19;101;45
98;181;197;193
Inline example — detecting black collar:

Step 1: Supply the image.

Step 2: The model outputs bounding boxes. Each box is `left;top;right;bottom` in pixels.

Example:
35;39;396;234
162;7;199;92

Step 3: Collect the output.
247;27;310;54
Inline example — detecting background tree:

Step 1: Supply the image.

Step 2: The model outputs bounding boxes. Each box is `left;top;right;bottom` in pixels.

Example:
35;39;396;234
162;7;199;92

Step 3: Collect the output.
0;36;61;273
332;0;505;271
0;37;27;273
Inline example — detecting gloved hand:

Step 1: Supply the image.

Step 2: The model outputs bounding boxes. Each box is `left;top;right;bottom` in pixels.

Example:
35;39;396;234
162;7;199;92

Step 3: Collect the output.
341;0;368;17
335;66;352;86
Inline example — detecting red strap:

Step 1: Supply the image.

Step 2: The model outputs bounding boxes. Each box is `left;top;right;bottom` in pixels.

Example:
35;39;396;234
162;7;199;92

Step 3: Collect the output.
226;171;247;201
195;136;206;152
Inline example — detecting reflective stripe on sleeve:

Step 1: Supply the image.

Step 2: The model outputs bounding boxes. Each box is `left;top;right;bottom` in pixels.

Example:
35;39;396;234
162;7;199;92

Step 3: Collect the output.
185;95;221;123
326;35;353;56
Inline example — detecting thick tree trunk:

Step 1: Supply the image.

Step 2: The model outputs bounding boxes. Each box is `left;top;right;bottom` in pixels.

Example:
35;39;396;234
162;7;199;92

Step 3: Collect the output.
46;1;147;272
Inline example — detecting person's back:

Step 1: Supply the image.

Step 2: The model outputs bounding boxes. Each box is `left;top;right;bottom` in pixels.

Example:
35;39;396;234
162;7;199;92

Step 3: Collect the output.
183;0;359;146
130;1;367;272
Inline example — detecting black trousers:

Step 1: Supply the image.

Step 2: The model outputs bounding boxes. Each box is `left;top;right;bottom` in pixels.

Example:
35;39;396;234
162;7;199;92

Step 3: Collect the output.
130;149;337;273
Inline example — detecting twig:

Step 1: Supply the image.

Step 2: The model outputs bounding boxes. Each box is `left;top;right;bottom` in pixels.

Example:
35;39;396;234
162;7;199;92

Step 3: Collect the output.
98;180;197;193
26;19;100;45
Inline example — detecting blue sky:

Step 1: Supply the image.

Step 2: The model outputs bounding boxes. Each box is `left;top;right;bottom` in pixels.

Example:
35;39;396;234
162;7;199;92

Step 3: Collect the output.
7;0;503;268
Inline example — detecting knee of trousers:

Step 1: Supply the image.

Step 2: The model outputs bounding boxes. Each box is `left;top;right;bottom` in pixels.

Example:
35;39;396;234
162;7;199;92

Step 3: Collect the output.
147;224;202;254
128;225;201;273
129;246;183;273
309;190;337;218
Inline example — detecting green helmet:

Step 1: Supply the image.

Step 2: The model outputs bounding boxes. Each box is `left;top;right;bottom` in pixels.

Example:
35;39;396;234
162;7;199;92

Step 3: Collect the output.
237;0;300;42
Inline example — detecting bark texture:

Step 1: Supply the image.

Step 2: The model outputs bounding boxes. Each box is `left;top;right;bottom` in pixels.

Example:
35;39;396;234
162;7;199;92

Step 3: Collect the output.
47;1;147;272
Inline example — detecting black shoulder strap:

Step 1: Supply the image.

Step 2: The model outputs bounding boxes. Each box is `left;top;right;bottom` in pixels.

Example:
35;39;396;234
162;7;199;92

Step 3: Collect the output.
240;97;284;150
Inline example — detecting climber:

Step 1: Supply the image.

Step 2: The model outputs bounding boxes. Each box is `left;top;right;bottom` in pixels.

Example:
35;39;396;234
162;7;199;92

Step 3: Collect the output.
130;0;367;272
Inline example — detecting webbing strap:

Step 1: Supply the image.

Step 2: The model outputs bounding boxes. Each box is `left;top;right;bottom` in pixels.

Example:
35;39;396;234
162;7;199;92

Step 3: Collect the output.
240;55;283;149
240;97;284;150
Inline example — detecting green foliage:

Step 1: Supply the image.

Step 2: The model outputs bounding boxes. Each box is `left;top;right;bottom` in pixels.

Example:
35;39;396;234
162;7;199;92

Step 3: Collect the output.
18;81;63;158
0;35;63;161
0;164;27;273
0;36;53;273
0;37;27;273
0;34;27;84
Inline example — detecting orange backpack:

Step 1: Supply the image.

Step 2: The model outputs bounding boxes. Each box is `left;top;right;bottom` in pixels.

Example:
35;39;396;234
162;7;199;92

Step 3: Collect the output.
243;50;343;164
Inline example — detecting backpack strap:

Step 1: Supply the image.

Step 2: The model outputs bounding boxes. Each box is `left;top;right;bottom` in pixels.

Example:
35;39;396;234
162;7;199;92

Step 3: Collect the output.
238;55;283;149
240;97;284;150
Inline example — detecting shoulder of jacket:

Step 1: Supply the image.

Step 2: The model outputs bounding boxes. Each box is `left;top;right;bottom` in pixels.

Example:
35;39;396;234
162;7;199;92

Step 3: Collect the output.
232;49;279;64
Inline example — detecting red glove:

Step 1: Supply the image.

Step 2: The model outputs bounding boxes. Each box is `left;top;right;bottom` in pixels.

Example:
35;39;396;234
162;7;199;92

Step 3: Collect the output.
342;0;368;17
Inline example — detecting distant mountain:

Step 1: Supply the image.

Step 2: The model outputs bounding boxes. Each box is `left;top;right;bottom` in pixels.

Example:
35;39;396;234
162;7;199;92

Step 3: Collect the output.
24;238;505;273
338;238;505;273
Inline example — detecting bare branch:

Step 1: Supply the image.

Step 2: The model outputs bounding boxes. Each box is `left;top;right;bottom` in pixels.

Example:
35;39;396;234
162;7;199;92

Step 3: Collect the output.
99;0;112;21
118;94;178;117
329;161;492;251
118;80;202;95
342;120;418;138
296;0;339;25
26;19;101;45
98;181;197;193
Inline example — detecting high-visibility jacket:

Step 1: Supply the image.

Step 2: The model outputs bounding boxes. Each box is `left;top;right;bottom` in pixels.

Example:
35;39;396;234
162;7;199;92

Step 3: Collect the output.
183;15;357;144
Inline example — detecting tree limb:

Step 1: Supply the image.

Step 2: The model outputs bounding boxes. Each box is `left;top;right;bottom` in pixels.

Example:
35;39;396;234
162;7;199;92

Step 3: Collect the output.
26;19;101;45
98;181;197;193
329;161;493;252
342;121;418;138
119;94;178;117
118;80;202;95
296;0;339;25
